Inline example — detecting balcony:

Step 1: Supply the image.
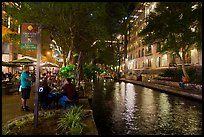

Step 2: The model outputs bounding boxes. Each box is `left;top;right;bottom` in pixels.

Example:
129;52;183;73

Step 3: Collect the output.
145;50;152;56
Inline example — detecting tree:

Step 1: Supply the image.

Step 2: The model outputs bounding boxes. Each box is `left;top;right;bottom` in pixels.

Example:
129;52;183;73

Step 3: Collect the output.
4;2;137;85
139;2;202;79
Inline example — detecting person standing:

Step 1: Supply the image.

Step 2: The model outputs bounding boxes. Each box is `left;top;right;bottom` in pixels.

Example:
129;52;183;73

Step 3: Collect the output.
20;67;32;111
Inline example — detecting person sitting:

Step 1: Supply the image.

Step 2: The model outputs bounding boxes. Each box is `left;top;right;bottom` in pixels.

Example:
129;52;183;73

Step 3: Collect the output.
179;75;190;89
38;78;55;110
61;78;79;105
137;73;142;81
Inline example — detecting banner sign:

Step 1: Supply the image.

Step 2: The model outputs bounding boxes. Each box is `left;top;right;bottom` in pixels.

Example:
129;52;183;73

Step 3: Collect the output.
21;23;39;50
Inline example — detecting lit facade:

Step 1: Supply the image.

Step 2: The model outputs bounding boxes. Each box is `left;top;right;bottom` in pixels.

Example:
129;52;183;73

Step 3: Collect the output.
124;2;202;73
2;2;38;73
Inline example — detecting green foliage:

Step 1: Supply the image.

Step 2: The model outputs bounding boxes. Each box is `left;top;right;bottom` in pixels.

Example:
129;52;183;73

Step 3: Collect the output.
43;111;55;119
69;122;83;135
159;68;175;77
4;2;137;69
57;105;84;135
139;2;202;51
83;64;101;81
2;127;16;135
159;67;202;84
186;67;202;84
172;69;183;81
2;33;20;44
58;65;76;79
139;2;202;79
14;120;27;129
193;73;202;84
83;65;94;81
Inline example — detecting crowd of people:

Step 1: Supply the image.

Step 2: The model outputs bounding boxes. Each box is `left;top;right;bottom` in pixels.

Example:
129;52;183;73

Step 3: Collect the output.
18;67;79;112
2;71;21;83
2;71;35;85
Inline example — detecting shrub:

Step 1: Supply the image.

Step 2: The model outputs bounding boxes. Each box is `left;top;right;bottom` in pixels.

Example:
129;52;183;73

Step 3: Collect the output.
58;65;76;79
57;105;84;135
158;66;202;84
2;127;16;135
159;68;174;77
172;69;182;82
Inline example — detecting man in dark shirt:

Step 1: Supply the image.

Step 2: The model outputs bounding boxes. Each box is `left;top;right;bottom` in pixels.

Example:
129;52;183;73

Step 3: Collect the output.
39;78;53;109
61;78;78;104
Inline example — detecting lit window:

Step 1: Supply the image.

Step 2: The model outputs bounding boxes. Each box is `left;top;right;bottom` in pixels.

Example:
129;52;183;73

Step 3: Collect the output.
8;16;11;28
134;15;139;19
192;4;198;11
18;25;20;33
191;27;195;32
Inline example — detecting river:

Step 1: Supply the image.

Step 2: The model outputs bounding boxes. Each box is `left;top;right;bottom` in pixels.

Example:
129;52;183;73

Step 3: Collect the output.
90;79;202;135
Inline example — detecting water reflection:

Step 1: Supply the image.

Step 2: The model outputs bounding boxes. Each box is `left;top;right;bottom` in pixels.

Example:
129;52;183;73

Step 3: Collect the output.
91;79;202;135
124;84;135;131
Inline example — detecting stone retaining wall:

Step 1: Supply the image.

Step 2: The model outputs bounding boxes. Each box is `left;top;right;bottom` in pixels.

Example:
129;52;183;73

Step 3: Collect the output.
125;76;202;92
149;79;202;91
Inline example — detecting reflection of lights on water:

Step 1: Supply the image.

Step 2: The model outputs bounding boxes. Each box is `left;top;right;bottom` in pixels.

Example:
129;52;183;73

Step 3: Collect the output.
159;93;171;122
141;88;156;121
148;79;150;82
98;79;202;135
124;83;136;124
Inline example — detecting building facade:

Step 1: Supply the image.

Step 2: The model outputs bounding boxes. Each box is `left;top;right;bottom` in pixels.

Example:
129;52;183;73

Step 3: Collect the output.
2;2;41;73
123;2;202;74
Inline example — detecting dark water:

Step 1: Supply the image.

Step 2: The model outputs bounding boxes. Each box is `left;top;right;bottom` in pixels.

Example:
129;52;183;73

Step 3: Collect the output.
90;79;202;135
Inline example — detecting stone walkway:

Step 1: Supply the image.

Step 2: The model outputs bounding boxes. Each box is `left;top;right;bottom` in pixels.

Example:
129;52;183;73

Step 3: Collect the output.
2;84;97;134
119;78;202;102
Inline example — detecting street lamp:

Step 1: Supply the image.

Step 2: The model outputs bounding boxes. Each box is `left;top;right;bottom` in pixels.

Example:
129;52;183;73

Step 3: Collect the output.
47;51;51;55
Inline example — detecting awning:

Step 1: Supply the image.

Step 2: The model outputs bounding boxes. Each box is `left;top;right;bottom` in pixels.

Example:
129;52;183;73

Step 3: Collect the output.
9;58;35;65
2;61;21;67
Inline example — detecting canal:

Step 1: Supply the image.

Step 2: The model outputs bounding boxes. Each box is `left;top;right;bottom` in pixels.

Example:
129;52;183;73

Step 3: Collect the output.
90;79;202;135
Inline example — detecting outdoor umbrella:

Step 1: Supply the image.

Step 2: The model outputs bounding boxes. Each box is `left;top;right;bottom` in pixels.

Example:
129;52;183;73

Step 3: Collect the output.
9;58;35;64
2;61;21;67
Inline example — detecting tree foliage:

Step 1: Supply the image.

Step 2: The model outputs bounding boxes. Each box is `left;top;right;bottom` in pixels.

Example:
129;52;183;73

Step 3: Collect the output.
4;2;137;84
139;2;202;78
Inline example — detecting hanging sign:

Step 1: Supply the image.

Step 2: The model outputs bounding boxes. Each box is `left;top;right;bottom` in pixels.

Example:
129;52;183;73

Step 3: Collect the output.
20;23;39;50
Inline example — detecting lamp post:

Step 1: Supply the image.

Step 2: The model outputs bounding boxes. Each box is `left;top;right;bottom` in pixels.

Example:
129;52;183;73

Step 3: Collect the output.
47;51;51;56
33;24;41;128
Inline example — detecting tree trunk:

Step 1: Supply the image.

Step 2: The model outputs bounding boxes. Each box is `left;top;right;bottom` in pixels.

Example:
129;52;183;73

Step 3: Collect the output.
117;44;121;73
62;53;67;67
76;51;83;88
67;49;72;65
180;49;190;81
124;33;128;59
67;24;74;65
